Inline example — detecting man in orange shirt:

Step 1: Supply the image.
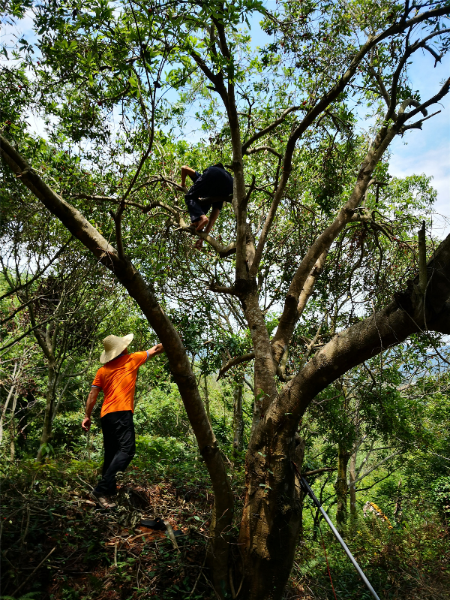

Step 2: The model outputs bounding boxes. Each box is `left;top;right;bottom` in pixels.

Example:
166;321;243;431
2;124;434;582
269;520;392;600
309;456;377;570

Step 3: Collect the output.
82;333;164;508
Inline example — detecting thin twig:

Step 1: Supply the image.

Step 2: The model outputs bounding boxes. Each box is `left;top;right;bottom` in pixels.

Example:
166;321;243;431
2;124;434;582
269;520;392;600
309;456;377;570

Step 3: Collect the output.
189;546;208;597
12;546;56;597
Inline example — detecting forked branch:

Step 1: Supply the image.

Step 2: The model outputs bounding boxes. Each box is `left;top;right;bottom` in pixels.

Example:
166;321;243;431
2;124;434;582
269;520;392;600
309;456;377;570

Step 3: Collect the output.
241;106;301;153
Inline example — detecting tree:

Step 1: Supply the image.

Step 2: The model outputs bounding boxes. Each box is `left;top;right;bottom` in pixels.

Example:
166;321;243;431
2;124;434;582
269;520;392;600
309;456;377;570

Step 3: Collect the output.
308;352;436;526
2;1;450;597
24;263;105;461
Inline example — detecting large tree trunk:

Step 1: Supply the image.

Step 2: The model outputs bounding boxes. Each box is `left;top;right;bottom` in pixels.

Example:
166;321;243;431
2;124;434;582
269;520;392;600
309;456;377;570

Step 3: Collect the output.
335;443;350;527
36;360;58;462
238;429;305;600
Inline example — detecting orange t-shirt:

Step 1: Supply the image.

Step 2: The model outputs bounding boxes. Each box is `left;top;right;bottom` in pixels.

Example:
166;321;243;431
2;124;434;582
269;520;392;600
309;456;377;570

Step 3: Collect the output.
92;351;149;418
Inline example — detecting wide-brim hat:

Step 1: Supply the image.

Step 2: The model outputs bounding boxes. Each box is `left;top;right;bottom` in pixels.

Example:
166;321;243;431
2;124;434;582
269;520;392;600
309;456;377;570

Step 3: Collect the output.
100;333;134;364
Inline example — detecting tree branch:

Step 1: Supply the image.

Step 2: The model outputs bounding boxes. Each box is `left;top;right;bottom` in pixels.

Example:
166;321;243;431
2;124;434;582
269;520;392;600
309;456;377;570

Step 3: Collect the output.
0;295;47;326
304;467;337;477
217;352;255;380
0;135;118;265
368;65;391;108
353;451;402;485
270;122;398;364
241;106;301;153
256;232;450;445
189;48;227;99
0;241;71;302
0;316;55;355
248;5;450;276
397;78;449;125
244;145;283;159
110;204;126;260
400;110;441;131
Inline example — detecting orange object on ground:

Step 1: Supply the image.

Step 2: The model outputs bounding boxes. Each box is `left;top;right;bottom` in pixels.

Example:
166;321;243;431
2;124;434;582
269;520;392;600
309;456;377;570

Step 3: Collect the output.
92;351;148;417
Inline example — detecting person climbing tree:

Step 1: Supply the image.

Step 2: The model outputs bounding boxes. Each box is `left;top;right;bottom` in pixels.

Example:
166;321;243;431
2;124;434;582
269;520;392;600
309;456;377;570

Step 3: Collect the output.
81;334;164;509
181;163;233;249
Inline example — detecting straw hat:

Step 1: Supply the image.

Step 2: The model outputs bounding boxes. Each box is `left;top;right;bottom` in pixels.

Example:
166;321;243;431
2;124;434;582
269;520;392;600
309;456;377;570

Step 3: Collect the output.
100;333;134;364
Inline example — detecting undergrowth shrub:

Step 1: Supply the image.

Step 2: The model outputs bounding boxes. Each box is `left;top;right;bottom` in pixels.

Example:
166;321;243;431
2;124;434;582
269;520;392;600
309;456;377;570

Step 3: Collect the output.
292;503;450;599
432;476;450;521
134;434;186;473
134;385;190;438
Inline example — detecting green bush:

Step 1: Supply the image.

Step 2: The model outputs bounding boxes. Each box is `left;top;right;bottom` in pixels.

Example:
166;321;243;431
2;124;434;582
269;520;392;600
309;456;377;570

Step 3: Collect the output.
134;385;190;439
134;435;186;472
52;410;95;447
432;476;450;518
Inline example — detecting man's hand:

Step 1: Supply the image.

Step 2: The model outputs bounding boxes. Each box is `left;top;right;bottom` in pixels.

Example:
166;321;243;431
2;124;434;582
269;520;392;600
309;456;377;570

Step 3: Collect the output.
149;343;165;357
82;416;91;432
194;238;204;250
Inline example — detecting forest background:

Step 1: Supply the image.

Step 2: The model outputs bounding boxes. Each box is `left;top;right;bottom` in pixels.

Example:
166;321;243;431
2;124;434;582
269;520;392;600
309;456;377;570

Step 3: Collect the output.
1;1;450;599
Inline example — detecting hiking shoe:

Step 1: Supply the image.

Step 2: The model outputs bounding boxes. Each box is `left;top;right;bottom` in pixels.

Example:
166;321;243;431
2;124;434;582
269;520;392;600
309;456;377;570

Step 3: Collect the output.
91;491;116;509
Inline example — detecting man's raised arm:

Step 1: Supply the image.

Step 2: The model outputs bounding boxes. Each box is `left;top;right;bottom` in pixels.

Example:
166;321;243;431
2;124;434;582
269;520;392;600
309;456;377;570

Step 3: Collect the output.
181;165;196;189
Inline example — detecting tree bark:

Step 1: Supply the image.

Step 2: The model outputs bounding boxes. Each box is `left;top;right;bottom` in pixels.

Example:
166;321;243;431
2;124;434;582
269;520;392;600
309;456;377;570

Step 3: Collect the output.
242;292;278;432
335;443;350;527
238;430;305;600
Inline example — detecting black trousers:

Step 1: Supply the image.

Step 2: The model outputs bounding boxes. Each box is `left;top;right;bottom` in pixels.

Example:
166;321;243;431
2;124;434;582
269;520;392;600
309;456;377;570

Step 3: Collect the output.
184;196;223;223
94;410;136;495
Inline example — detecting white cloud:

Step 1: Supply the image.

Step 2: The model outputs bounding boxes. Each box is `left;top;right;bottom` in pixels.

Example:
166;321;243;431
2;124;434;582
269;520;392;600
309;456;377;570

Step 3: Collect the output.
389;113;450;238
387;49;450;238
